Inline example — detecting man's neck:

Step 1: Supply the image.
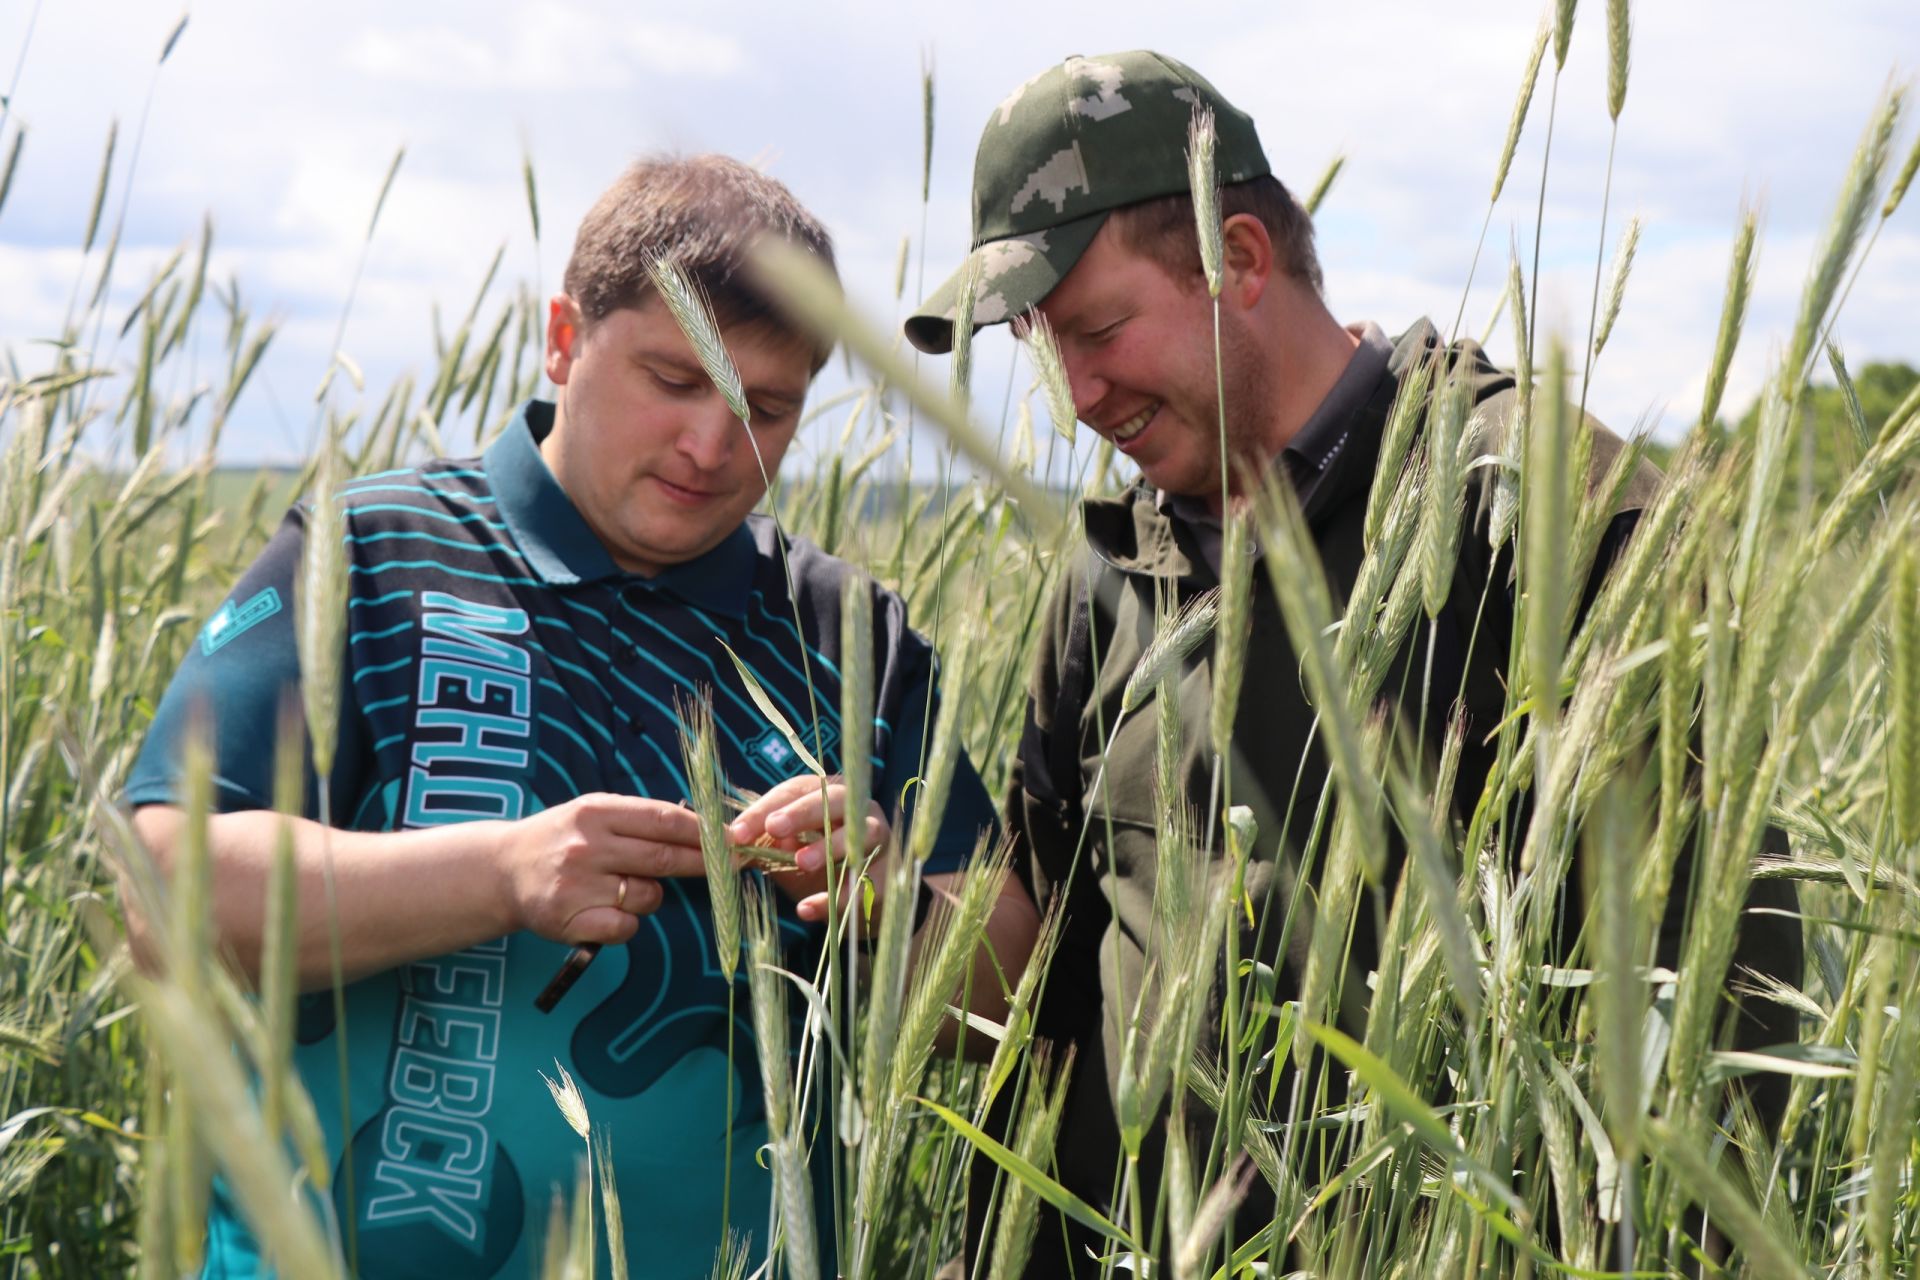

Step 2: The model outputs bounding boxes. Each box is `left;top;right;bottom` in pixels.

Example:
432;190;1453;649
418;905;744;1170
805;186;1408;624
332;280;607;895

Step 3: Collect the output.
1262;300;1364;458
1202;300;1363;517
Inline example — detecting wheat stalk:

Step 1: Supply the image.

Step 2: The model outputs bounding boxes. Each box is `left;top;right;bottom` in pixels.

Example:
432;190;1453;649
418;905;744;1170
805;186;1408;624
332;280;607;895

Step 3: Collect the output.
1210;512;1253;766
1021;309;1077;444
1641;585;1697;923
1258;475;1385;873
646;256;750;425
595;1130;630;1280
1591;214;1641;358
1296;801;1366;1067
1187;106;1224;298
751;241;1065;534
1587;777;1648;1166
1364;347;1437;546
976;899;1064;1123
541;1060;592;1141
259;704;303;1147
888;841;1009;1106
1302;152;1345;217
905;629;971;868
1867;959;1920;1279
1606;0;1631;122
1893;546;1920;846
919;50;935;203
296;426;347;780
1152;675;1189;952
1121;589;1219;717
1553;0;1578;70
1386;725;1481;1024
1524;339;1572;734
1883;123;1920;219
948;254;983;410
742;883;791;1135
986;1049;1072;1280
1492;20;1551;204
770;1134;820;1280
706;1229;748;1280
1786;83;1904;388
1506;241;1533;462
678;693;741;982
858;847;916;1122
1417;369;1470;618
1701;206;1761;428
1164;1112;1195;1280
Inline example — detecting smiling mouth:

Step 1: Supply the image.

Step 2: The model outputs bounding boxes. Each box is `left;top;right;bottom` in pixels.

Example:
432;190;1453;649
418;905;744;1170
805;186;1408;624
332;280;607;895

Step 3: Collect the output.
1111;402;1159;445
654;476;718;503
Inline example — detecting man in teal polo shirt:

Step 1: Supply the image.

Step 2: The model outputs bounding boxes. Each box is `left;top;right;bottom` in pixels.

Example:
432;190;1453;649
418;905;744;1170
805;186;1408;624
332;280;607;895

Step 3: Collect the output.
127;153;1036;1277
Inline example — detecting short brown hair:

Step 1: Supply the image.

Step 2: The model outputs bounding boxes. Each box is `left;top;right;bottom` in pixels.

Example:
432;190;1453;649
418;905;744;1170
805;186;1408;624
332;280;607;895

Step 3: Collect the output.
562;154;839;369
1107;174;1323;295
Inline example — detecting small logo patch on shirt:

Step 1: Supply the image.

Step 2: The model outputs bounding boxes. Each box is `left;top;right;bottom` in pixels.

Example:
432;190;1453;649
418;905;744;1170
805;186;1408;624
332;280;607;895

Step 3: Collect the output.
200;588;282;656
745;722;840;787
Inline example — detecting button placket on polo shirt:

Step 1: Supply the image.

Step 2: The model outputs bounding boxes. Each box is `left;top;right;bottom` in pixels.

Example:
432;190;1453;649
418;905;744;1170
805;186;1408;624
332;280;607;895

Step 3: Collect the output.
611;583;653;749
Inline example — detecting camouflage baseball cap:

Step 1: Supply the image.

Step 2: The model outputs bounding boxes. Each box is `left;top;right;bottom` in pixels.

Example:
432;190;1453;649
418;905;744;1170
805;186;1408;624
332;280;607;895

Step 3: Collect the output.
905;50;1269;355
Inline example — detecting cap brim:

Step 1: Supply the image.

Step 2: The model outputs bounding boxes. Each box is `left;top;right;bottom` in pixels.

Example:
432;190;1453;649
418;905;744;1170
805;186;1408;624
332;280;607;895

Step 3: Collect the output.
903;211;1108;355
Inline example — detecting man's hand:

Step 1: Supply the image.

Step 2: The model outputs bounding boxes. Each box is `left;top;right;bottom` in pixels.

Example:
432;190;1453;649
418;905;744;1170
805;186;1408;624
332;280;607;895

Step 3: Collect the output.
726;775;890;924
497;793;706;947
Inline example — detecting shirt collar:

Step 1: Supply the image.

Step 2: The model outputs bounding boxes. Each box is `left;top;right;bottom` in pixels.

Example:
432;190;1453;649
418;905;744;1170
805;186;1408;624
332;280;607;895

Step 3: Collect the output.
1286;321;1393;479
484;400;759;619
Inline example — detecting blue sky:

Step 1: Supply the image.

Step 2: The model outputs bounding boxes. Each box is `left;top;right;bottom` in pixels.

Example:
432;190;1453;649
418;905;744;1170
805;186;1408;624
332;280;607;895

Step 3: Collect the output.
1;1;1915;467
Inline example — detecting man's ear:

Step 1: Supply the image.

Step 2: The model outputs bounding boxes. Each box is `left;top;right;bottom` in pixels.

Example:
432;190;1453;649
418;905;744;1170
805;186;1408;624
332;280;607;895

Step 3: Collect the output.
1220;213;1275;311
545;295;582;385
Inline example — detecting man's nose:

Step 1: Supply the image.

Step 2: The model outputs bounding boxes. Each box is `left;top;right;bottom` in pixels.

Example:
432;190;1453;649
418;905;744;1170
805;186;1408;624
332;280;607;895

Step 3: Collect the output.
1063;353;1105;424
677;400;737;471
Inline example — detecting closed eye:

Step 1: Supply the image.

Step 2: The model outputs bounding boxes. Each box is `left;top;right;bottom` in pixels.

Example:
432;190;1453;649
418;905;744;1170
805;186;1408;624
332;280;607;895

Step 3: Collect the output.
650;371;701;395
750;404;790;422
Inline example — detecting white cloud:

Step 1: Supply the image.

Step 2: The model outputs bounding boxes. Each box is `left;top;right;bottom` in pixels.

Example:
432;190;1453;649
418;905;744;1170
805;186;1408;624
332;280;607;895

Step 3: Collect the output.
345;9;748;90
1;0;1915;462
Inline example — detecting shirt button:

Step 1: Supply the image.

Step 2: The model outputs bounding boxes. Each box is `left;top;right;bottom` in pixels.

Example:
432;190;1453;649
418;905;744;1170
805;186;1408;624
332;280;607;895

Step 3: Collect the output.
620;642;639;665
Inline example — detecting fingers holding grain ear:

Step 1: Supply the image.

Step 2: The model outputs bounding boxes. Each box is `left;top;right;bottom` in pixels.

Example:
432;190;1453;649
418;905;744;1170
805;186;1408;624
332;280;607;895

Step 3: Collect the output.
729;775;891;871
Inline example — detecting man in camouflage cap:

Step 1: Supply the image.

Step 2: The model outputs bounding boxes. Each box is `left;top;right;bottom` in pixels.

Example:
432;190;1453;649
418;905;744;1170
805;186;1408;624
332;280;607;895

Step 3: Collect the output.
907;48;1361;528
911;51;1799;1277
906;50;1270;355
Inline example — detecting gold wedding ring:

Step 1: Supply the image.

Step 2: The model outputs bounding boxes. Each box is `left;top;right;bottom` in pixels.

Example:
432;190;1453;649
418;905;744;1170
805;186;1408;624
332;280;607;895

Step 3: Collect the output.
614;875;629;911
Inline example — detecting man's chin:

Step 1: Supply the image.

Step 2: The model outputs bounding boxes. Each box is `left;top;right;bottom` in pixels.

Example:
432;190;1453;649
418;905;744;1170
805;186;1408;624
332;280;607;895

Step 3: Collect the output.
613;535;703;578
1140;461;1211;502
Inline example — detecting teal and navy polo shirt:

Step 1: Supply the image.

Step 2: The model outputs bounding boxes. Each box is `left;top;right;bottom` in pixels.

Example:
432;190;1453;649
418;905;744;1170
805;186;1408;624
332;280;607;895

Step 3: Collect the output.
127;399;996;1279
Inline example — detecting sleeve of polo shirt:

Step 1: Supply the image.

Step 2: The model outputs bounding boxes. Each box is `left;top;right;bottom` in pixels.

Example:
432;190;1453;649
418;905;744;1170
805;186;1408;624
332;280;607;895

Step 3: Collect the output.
124;506;368;821
881;634;997;877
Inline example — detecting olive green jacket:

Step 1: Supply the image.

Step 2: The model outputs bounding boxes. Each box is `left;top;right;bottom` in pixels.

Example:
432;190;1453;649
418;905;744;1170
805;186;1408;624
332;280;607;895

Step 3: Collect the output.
1001;320;1792;1272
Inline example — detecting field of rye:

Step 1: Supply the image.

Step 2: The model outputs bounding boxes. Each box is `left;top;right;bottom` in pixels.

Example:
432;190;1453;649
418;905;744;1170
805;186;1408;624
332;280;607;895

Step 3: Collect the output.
5;6;1920;1278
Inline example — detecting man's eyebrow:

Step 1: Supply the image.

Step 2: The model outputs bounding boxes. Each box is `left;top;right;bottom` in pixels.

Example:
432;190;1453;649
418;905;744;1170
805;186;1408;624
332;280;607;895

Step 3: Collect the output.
1039;305;1110;341
632;348;705;377
744;380;807;412
632;343;805;411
